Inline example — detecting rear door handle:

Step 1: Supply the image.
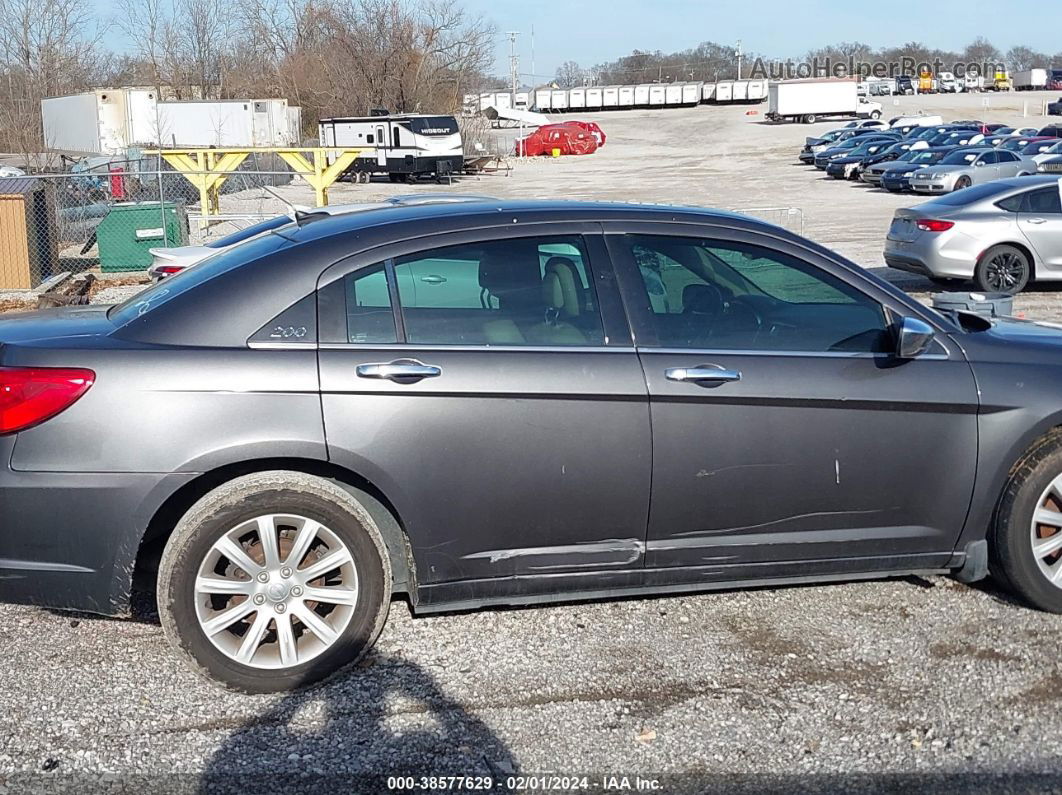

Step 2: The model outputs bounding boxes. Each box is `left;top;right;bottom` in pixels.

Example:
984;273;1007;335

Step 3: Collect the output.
356;359;442;382
665;365;742;384
1027;218;1046;225
420;274;447;284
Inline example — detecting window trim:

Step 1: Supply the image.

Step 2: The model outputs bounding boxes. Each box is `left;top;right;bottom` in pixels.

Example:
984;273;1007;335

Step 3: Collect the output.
316;225;632;348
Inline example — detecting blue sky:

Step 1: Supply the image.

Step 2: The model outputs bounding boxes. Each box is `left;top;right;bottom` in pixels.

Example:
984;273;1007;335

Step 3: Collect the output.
465;0;1062;80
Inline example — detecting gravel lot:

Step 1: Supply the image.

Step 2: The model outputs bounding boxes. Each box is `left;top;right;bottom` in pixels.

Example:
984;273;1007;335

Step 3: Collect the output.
5;91;1062;793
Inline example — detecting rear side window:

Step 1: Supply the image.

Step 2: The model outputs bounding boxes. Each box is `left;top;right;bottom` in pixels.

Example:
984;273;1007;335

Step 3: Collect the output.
332;237;605;346
1024;188;1062;214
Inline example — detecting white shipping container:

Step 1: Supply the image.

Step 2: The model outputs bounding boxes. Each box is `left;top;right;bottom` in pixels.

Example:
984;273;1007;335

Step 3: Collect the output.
157;99;300;147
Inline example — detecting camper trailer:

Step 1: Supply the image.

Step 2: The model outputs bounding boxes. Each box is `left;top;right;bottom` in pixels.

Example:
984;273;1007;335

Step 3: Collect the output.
318;113;462;181
603;87;619;108
585;87;603;108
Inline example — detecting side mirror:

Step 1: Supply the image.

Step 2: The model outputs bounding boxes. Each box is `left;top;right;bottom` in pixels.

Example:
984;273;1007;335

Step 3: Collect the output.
896;317;935;358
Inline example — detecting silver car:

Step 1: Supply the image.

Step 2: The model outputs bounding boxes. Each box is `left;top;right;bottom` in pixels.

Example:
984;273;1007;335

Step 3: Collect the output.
910;147;1037;194
884;175;1062;293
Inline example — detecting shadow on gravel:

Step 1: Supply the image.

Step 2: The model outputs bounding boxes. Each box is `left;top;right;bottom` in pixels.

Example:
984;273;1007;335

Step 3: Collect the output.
198;653;516;795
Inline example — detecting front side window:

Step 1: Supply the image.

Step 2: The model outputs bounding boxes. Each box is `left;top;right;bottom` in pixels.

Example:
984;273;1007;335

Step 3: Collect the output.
622;236;889;353
338;237;605;346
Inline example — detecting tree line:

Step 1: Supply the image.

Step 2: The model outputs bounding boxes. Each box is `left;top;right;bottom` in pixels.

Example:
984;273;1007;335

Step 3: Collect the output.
0;0;496;155
555;38;1062;87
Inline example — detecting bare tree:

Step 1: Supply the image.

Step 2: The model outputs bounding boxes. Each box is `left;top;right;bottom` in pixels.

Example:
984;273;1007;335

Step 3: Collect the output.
555;60;583;88
1006;46;1048;72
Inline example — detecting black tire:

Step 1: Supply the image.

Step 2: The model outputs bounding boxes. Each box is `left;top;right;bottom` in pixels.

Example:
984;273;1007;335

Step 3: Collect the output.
975;244;1031;294
804;114;817;124
158;471;392;693
870;110;881;120
991;433;1062;612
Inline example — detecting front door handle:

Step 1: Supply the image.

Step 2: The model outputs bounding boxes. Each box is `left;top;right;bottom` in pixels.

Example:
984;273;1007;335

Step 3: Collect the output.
420;274;447;284
665;365;742;384
356;359;442;382
1026;217;1046;225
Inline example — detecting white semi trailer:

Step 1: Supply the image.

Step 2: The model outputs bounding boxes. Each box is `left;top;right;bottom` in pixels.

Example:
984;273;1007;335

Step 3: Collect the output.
41;89;159;154
767;78;882;123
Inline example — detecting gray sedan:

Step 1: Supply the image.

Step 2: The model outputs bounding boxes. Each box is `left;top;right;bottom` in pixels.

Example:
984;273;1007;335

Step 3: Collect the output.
910;147;1037;194
885;175;1062;292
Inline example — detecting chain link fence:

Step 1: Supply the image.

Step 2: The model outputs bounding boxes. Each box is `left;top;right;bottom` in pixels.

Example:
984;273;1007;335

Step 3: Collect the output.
0;154;300;294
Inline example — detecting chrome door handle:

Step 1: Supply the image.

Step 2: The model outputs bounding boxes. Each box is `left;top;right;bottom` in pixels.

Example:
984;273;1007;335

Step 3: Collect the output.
356;359;442;382
665;365;742;383
420;275;447;284
1027;218;1046;224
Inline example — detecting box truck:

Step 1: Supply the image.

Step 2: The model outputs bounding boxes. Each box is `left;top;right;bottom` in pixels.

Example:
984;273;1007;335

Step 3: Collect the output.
1015;69;1048;91
767;78;882;123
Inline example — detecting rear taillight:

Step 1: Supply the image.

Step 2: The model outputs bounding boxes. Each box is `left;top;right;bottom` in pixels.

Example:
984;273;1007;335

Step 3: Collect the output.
0;367;95;434
154;265;184;275
916;219;955;232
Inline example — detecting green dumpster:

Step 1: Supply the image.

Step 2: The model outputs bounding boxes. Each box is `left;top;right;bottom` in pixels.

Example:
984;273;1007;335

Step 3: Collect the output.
96;202;188;272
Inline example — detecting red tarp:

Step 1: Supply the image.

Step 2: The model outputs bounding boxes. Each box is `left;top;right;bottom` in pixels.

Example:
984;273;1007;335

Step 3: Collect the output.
516;123;603;157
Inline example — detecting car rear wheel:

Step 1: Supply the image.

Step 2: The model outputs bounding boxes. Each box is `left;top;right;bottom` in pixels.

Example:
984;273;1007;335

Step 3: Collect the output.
992;435;1062;612
158;471;392;693
975;244;1031;294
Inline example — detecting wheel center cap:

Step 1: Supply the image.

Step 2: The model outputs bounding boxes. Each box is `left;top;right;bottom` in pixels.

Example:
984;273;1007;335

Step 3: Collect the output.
266;582;290;602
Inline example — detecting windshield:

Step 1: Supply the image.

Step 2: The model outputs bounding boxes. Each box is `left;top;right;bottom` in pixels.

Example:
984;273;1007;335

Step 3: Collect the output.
1023;141;1057;154
108;230;296;325
940;150;980;165
907;150;946;165
204;215;291;249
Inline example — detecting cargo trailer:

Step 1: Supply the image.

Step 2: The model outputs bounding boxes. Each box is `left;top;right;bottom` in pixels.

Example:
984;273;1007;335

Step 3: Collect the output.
514;92;530;108
681;82;703;105
319;113;462;180
619;86;636;106
702;83;717;101
156;99;299;147
634;85;651;105
731;81;749;101
568;88;586;109
585;87;603;108
535;89;552;110
664;84;683;105
603;87;619;107
551;90;569;110
715;81;733;102
649;85;666;105
41;89;159;154
746;79;768;101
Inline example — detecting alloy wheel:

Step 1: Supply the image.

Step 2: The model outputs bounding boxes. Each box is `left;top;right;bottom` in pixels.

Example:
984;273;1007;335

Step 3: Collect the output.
1031;475;1062;589
194;514;359;669
983;251;1027;292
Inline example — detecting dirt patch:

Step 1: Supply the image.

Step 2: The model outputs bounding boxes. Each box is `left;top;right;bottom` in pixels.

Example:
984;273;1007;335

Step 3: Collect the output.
929;640;1022;663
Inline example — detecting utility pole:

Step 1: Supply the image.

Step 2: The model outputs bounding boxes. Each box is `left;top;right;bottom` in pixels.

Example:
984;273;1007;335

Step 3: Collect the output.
530;25;535;86
506;31;521;95
735;40;743;80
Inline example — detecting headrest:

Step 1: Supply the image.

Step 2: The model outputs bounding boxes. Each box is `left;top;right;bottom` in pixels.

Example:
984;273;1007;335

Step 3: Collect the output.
543;257;582;318
682;283;723;315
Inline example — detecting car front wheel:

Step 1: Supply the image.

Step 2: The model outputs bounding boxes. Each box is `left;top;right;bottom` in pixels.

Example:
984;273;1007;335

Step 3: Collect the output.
158;471;392;693
993;435;1062;613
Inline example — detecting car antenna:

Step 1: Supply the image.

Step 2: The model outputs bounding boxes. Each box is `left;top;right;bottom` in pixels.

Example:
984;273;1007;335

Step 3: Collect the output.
260;185;314;225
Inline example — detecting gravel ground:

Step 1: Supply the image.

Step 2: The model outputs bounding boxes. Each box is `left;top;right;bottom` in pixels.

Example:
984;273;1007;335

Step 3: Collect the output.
5;92;1062;793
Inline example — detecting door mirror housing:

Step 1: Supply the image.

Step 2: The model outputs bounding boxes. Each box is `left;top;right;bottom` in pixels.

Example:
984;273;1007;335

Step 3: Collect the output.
896;317;936;358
